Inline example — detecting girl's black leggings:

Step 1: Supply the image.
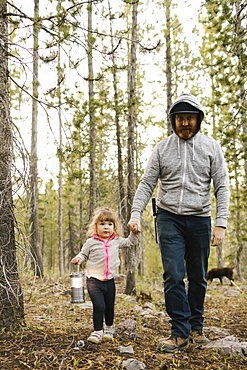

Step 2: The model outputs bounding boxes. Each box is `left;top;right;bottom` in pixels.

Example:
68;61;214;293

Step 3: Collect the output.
86;277;115;331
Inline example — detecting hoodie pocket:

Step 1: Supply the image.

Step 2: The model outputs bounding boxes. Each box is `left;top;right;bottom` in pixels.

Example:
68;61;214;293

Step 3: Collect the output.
160;189;203;213
182;189;203;212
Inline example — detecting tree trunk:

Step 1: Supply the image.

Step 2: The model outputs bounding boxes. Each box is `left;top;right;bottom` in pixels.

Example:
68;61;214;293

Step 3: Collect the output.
235;1;247;202
216;245;223;268
30;0;43;277
113;53;126;226
88;2;96;219
0;0;25;330
79;159;84;249
58;65;64;276
165;0;173;135
68;208;77;266
125;2;138;296
108;1;127;232
233;136;243;280
57;0;64;276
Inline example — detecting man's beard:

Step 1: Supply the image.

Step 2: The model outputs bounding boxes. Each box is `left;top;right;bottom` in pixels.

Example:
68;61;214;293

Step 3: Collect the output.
177;127;195;139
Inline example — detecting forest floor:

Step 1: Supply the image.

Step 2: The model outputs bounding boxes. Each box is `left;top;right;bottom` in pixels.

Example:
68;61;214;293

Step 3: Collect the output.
0;275;247;370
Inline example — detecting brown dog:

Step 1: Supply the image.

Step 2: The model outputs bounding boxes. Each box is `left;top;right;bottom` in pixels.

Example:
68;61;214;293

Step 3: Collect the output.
206;267;234;285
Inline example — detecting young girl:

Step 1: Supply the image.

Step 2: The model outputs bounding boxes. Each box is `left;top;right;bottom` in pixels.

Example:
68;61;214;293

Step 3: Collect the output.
71;207;140;344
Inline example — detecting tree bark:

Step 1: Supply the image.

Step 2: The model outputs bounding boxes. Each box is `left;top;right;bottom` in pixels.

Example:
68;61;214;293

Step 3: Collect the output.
108;1;127;232
0;0;25;330
165;0;173;136
88;2;97;219
125;2;138;295
233;137;243;280
57;0;64;277
216;245;223;268
30;0;43;277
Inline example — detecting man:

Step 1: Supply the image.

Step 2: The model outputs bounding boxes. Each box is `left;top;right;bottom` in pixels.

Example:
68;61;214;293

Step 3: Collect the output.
128;93;230;353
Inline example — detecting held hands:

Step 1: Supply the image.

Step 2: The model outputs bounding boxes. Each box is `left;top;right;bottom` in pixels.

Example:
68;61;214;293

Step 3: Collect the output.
71;257;82;265
127;217;141;233
211;226;226;246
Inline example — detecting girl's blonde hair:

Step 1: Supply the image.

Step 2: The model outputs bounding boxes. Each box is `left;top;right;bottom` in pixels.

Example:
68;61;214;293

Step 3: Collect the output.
86;207;123;237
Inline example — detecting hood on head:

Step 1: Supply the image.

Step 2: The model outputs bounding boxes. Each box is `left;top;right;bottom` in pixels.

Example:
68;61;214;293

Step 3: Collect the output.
169;93;205;135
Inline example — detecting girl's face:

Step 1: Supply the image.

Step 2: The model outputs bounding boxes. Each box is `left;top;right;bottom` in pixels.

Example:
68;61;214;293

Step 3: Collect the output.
96;220;115;239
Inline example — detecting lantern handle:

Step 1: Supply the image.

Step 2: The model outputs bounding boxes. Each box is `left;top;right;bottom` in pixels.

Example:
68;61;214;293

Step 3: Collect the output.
69;261;81;274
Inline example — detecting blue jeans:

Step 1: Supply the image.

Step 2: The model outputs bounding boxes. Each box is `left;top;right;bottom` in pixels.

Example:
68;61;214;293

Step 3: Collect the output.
156;209;211;338
87;277;115;331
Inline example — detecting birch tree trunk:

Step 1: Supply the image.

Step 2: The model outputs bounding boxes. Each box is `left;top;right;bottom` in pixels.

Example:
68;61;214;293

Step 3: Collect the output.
30;0;43;277
125;2;138;295
0;0;25;330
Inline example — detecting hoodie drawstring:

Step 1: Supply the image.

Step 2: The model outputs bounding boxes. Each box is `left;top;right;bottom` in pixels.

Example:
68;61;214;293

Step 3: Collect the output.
192;137;195;160
177;139;181;159
177;137;195;160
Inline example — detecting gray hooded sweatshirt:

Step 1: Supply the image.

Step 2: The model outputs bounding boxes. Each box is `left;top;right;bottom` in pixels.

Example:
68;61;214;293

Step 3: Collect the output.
131;93;230;228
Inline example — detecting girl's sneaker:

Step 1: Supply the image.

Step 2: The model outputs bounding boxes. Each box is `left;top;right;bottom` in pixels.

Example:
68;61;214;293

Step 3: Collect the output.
87;330;103;344
102;326;115;341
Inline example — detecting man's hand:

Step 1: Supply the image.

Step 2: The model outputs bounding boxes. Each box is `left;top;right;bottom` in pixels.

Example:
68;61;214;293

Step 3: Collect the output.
211;226;226;246
127;217;141;232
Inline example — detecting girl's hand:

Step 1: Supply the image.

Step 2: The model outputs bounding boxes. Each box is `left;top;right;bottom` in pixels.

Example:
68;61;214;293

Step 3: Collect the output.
127;217;141;232
71;257;82;265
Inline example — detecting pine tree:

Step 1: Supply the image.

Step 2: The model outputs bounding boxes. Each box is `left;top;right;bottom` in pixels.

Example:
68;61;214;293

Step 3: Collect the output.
87;2;97;219
200;0;247;277
0;0;25;330
30;0;44;277
125;1;138;295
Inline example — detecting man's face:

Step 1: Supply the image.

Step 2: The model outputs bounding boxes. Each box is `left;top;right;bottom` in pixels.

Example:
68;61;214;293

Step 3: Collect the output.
175;113;198;140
